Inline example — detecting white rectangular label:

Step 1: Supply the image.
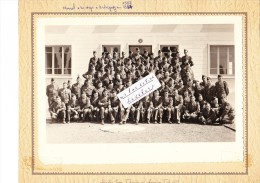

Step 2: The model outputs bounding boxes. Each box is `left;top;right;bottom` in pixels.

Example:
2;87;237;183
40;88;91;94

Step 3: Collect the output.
117;73;161;108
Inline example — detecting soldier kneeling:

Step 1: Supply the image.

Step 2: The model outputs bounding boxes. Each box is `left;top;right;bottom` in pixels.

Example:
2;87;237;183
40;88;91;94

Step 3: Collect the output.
49;96;66;124
216;96;235;124
198;102;217;125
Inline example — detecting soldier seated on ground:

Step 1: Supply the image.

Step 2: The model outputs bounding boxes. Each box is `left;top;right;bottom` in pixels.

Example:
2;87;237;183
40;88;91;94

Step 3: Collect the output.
216;96;235;124
98;89;110;125
67;94;80;123
140;95;153;124
183;95;200;121
198;102;217;125
49;96;66;124
108;89;120;124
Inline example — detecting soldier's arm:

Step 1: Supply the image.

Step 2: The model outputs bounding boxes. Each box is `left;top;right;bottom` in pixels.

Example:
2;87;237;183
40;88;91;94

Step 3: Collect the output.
224;81;229;96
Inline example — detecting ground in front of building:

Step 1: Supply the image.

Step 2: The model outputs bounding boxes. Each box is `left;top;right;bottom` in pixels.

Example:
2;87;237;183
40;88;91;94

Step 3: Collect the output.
46;119;235;143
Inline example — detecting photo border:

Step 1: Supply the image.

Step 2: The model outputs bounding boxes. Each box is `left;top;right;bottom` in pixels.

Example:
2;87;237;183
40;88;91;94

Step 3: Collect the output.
31;12;248;175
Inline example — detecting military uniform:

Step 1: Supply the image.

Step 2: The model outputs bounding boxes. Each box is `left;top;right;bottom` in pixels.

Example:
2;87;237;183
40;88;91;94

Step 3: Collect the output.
152;95;162;123
215;81;229;102
218;101;235;124
71;83;82;99
204;84;216;102
67;98;80;122
46;83;58;107
90;95;100;121
183;100;200;120
81;84;95;98
172;94;184;123
98;95;110;124
79;97;93;121
129;100;142;124
59;88;71;104
161;96;173;123
49;101;66;123
140;98;153;123
198;108;217;125
108;96;120;123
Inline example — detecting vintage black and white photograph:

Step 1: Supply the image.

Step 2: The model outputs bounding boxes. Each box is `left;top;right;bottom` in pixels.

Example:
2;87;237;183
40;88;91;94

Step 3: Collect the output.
37;16;243;164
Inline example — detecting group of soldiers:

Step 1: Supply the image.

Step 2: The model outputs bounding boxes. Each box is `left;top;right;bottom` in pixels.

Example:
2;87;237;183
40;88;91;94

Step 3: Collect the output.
46;48;235;125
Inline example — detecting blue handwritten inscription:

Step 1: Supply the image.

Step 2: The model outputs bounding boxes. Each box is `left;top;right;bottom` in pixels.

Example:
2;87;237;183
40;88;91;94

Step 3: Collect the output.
117;73;161;108
62;1;133;12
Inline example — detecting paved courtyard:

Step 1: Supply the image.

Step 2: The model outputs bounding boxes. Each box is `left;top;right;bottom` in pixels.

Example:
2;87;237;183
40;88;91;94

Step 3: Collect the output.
46;119;235;143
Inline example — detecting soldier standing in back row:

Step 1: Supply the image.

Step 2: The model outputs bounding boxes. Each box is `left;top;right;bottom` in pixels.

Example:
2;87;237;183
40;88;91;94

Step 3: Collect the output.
46;78;58;107
215;74;229;104
71;76;82;99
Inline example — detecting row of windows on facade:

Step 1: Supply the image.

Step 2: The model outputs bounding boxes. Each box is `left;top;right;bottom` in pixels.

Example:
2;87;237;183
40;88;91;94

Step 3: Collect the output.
45;45;235;76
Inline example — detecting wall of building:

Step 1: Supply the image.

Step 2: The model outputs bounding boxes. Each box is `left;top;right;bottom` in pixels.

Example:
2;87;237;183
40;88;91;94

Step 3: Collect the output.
45;24;235;91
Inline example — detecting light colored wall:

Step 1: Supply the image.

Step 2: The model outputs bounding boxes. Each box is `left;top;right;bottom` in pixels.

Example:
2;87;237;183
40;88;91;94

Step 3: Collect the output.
45;25;235;91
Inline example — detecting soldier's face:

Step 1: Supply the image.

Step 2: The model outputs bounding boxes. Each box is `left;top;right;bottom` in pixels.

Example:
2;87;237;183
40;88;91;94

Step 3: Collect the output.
198;95;203;101
94;93;98;98
191;96;195;102
63;83;67;89
93;53;97;57
51;81;55;84
164;92;169;97
214;98;218;104
154;91;159;97
179;81;183;86
218;77;223;82
72;96;76;101
56;97;61;103
82;94;86;99
184;50;188;55
206;104;211;110
165;72;169;77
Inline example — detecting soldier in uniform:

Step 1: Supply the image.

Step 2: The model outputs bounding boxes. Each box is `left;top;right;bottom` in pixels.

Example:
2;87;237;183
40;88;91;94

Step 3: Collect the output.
58;82;71;106
210;96;220;115
194;80;205;100
108;89;120;124
204;77;216;102
142;50;150;65
81;79;95;98
198;102;217;125
90;90;100;122
98;89;110;125
197;94;206;112
200;75;207;88
88;51;99;70
175;79;185;96
161;89;173;123
46;78;58;107
172;89;184;124
79;92;93;122
134;47;143;63
216;96;235;124
183;90;191;107
71;76;82;99
130;100;143;125
140;95;153;124
215;74;229;103
154;50;163;66
67;93;80;123
151;90;163;123
183;95;200;121
94;80;104;97
49;96;66;123
181;49;194;66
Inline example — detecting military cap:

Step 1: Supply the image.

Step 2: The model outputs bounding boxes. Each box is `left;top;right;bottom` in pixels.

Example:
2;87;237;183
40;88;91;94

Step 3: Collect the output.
63;82;67;85
51;78;54;82
184;49;188;52
122;51;125;54
207;77;211;80
150;52;154;55
68;80;71;83
136;47;140;51
202;75;206;79
158;50;162;53
218;74;223;78
76;75;81;80
179;79;183;83
93;51;97;54
129;50;133;54
96;80;102;84
71;93;76;98
144;50;148;54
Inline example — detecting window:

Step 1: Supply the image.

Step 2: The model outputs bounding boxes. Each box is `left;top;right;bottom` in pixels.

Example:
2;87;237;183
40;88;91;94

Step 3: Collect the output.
102;45;121;56
160;45;179;56
45;46;71;75
129;45;152;55
209;45;235;75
